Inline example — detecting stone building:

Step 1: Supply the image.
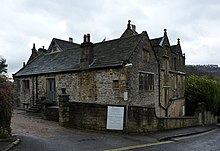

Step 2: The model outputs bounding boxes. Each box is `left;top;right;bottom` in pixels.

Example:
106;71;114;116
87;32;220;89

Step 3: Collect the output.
151;29;186;117
13;20;185;118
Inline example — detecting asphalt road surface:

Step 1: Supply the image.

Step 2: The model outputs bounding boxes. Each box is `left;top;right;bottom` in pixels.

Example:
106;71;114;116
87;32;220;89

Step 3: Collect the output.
132;129;220;151
10;109;219;151
10;109;156;151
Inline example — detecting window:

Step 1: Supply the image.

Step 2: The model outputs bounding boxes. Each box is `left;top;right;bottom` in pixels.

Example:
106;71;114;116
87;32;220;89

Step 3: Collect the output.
139;73;154;91
112;80;119;89
112;80;120;98
23;80;30;90
164;88;169;105
174;58;177;70
142;49;150;62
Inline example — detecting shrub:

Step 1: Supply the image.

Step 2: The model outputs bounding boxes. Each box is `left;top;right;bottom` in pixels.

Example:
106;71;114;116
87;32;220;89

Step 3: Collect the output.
0;57;12;138
185;76;220;115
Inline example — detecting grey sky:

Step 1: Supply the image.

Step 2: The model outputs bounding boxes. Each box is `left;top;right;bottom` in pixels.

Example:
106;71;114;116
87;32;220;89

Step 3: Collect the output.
1;0;220;77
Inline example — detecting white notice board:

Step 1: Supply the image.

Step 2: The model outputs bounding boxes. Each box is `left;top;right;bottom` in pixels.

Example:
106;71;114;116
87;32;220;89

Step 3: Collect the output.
106;106;124;130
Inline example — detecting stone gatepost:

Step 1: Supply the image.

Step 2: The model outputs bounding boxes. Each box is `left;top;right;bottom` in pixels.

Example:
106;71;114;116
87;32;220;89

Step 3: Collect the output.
59;88;70;127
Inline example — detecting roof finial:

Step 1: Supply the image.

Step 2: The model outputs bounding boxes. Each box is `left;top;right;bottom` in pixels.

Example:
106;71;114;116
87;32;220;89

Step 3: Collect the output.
164;29;167;36
177;38;180;45
32;43;36;50
127;20;131;29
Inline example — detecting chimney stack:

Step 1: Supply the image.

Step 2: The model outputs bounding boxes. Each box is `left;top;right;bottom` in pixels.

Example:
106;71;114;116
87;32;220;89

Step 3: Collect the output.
87;33;90;42
69;37;73;42
80;33;94;69
131;24;136;32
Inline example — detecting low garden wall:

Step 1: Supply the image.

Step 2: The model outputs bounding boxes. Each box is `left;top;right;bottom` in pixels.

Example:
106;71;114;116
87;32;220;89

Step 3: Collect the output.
42;91;217;133
0;108;12;137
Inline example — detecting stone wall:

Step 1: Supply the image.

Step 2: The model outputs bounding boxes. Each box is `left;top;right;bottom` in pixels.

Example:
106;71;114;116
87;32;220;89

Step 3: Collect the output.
128;32;159;109
59;101;217;133
14;77;32;107
42;105;59;122
69;102;107;130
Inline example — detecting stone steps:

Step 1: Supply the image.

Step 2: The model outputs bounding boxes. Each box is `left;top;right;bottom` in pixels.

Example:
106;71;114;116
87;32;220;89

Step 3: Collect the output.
26;103;42;113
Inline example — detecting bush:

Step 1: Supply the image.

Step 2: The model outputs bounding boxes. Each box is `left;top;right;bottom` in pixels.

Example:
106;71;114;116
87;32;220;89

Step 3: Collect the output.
0;127;10;139
185;76;220;115
0;75;13;138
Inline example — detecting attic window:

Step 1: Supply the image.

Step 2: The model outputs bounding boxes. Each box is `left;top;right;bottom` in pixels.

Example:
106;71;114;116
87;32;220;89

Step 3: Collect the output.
50;43;61;53
142;49;150;62
52;45;59;52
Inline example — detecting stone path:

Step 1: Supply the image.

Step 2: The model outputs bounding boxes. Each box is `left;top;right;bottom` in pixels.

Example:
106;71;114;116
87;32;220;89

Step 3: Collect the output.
11;109;62;138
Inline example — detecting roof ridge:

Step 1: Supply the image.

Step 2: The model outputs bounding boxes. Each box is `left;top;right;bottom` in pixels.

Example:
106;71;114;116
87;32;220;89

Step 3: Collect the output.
150;36;163;40
53;38;80;46
94;33;142;45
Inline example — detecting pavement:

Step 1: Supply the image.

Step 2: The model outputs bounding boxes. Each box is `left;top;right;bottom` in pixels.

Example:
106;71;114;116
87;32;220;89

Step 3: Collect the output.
0;124;217;151
0;135;20;151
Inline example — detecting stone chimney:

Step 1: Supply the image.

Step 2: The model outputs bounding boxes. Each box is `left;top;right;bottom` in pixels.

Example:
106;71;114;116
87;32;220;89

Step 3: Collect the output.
131;24;136;33
69;37;73;42
38;46;47;54
80;33;94;69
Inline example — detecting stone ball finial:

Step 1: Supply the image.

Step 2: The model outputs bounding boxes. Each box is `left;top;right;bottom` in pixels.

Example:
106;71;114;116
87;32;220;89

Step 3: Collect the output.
164;29;167;36
177;38;180;44
127;20;131;29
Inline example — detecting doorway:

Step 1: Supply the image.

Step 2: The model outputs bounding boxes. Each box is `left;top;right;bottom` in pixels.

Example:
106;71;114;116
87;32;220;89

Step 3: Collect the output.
47;78;56;103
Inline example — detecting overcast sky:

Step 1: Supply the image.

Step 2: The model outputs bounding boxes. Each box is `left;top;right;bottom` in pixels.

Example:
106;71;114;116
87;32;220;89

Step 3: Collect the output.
1;0;220;77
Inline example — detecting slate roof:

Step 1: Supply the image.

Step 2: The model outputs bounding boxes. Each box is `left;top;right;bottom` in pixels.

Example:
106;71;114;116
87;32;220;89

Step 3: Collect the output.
150;35;171;47
14;33;143;77
150;37;163;47
171;44;182;54
50;38;80;51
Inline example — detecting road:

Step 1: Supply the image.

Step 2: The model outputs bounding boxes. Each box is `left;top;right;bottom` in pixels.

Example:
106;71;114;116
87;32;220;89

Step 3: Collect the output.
131;129;220;151
10;109;156;151
10;109;219;151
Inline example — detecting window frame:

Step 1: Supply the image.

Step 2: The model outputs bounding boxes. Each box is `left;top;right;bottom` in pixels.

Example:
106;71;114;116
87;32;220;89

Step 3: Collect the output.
22;80;30;90
139;72;154;91
112;80;120;90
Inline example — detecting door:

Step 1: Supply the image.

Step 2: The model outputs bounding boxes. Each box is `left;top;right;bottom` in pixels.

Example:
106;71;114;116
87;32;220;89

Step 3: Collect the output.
47;78;56;103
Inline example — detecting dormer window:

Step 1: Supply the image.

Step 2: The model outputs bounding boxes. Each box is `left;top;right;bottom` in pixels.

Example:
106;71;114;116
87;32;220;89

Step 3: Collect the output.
52;45;60;52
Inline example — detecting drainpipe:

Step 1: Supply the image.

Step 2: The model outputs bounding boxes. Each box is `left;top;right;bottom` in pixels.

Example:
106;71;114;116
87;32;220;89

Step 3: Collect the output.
154;48;167;116
36;76;38;103
32;76;35;106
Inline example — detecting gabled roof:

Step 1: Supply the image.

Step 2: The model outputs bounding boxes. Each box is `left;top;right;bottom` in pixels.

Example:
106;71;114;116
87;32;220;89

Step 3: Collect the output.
150;29;173;47
150;37;163;47
120;20;138;38
14;33;143;77
171;44;182;54
48;38;80;53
